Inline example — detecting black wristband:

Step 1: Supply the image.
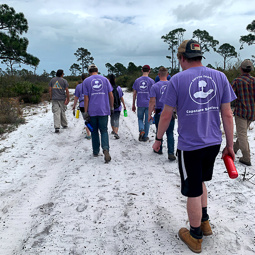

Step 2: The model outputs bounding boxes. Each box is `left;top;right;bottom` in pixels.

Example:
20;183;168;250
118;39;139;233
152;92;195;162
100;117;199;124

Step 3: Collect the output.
156;136;162;142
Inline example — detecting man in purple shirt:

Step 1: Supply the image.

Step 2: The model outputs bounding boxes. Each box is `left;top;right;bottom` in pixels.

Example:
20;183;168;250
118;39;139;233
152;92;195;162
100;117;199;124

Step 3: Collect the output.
83;64;114;163
148;66;176;160
132;65;155;141
153;40;236;253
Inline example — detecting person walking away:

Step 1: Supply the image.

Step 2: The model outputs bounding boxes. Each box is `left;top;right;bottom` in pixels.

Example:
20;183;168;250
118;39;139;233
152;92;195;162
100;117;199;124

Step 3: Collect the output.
72;73;91;139
108;74;126;139
49;69;70;133
83;64;114;163
152;40;236;253
148;66;176;160
232;59;255;166
132;65;155;141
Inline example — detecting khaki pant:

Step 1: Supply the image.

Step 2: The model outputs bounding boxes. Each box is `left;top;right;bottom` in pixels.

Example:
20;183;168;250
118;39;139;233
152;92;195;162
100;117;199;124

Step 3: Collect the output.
52;100;68;129
234;116;252;161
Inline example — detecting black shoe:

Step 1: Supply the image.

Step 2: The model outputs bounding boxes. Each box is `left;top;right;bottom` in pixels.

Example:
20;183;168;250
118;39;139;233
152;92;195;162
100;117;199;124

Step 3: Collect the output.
154;149;163;155
139;130;145;141
63;126;68;129
142;137;149;142
168;154;176;161
114;133;120;139
55;128;60;133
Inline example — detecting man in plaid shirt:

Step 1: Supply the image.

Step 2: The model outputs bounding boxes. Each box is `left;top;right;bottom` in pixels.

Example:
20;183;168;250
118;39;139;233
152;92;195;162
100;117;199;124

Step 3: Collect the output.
232;59;255;166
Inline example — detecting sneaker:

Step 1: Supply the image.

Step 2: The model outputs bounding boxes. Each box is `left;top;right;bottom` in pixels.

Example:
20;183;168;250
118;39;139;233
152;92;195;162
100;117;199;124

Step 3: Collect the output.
93;153;99;157
63;126;68;129
142;137;149;142
178;228;202;253
114;133;120;139
154;149;163;155
168;154;176;161
111;131;115;135
103;150;111;163
201;220;212;236
55;128;60;133
85;135;91;140
239;157;251;166
139;130;145;141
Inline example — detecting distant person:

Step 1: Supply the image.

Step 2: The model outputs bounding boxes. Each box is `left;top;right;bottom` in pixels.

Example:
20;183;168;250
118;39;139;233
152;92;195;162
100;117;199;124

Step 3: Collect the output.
148;66;176;160
49;69;70;133
108;74;126;139
232;59;255;166
132;65;155;141
153;40;236;253
155;74;171;83
72;73;91;139
83;64;114;163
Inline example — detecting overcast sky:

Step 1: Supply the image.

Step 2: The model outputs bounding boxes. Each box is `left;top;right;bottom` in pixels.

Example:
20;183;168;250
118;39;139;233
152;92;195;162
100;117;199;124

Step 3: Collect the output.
3;0;255;75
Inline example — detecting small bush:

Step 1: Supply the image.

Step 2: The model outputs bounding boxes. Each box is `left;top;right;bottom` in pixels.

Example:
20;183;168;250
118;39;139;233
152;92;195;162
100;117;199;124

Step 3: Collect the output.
12;81;44;104
0;98;24;124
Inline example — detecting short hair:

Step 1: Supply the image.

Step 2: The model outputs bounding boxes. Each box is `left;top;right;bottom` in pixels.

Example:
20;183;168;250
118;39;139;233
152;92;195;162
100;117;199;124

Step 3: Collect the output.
241;67;252;73
158;67;168;77
56;69;64;77
89;67;98;73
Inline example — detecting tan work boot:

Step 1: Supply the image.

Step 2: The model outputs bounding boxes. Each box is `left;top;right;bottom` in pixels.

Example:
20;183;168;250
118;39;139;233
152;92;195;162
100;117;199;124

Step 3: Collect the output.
178;228;202;253
201;220;212;236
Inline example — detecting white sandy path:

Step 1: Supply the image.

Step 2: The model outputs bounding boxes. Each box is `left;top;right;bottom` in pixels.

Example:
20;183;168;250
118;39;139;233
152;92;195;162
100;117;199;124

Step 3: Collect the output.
0;89;254;255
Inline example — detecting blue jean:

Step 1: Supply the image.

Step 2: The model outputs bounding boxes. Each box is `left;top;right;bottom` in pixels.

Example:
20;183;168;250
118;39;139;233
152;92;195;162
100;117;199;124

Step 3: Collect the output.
90;116;109;154
137;107;150;138
154;113;175;154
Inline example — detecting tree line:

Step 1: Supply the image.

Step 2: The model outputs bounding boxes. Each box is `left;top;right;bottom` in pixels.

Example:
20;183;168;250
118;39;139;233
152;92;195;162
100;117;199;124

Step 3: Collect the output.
0;3;254;77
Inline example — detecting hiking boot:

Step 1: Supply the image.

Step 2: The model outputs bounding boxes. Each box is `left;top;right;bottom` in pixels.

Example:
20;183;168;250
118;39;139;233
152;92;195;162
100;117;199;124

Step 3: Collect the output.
239;157;251;166
139;130;145;141
168;154;176;161
55;128;60;133
201;220;212;236
178;228;202;253
142;137;149;142
103;150;111;163
154;149;163;155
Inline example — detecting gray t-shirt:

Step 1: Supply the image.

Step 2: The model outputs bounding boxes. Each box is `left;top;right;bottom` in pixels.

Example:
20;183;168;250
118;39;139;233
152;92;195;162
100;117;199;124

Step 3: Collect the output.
49;77;69;100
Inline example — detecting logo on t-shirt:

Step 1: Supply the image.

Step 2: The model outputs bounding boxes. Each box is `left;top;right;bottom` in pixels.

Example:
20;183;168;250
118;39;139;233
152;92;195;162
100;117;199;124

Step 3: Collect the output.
91;79;103;92
160;85;167;95
189;76;216;104
139;80;148;91
53;81;62;89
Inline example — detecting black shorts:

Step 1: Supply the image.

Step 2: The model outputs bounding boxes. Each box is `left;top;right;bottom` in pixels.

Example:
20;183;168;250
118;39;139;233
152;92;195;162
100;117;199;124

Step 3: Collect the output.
177;145;220;197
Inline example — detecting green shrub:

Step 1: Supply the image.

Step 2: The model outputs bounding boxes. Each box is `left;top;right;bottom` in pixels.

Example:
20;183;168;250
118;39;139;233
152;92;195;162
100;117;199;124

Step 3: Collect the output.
12;81;44;104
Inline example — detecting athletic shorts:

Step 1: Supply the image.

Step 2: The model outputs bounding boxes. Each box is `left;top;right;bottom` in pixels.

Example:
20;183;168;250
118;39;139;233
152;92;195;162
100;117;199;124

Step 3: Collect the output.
177;144;220;197
111;111;120;127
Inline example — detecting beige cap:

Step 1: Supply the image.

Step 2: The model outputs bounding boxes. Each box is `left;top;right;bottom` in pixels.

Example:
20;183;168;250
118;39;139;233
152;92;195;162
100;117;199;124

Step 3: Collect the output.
241;59;254;71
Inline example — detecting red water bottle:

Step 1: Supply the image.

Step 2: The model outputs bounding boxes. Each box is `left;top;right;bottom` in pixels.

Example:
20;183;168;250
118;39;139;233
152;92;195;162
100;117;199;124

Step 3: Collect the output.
223;155;238;179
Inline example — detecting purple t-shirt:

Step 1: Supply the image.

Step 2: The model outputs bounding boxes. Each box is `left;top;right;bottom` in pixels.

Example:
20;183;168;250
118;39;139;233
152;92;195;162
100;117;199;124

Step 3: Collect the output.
150;80;169;111
133;76;155;107
83;74;113;116
114;86;124;112
74;83;84;107
160;66;237;151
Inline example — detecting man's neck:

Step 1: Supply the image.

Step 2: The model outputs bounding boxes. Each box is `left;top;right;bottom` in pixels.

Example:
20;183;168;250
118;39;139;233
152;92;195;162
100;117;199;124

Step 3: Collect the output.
160;77;167;81
142;72;149;77
90;72;98;76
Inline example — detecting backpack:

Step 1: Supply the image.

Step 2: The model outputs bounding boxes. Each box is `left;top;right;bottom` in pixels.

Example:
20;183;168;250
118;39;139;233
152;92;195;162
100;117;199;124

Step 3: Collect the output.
113;86;121;109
